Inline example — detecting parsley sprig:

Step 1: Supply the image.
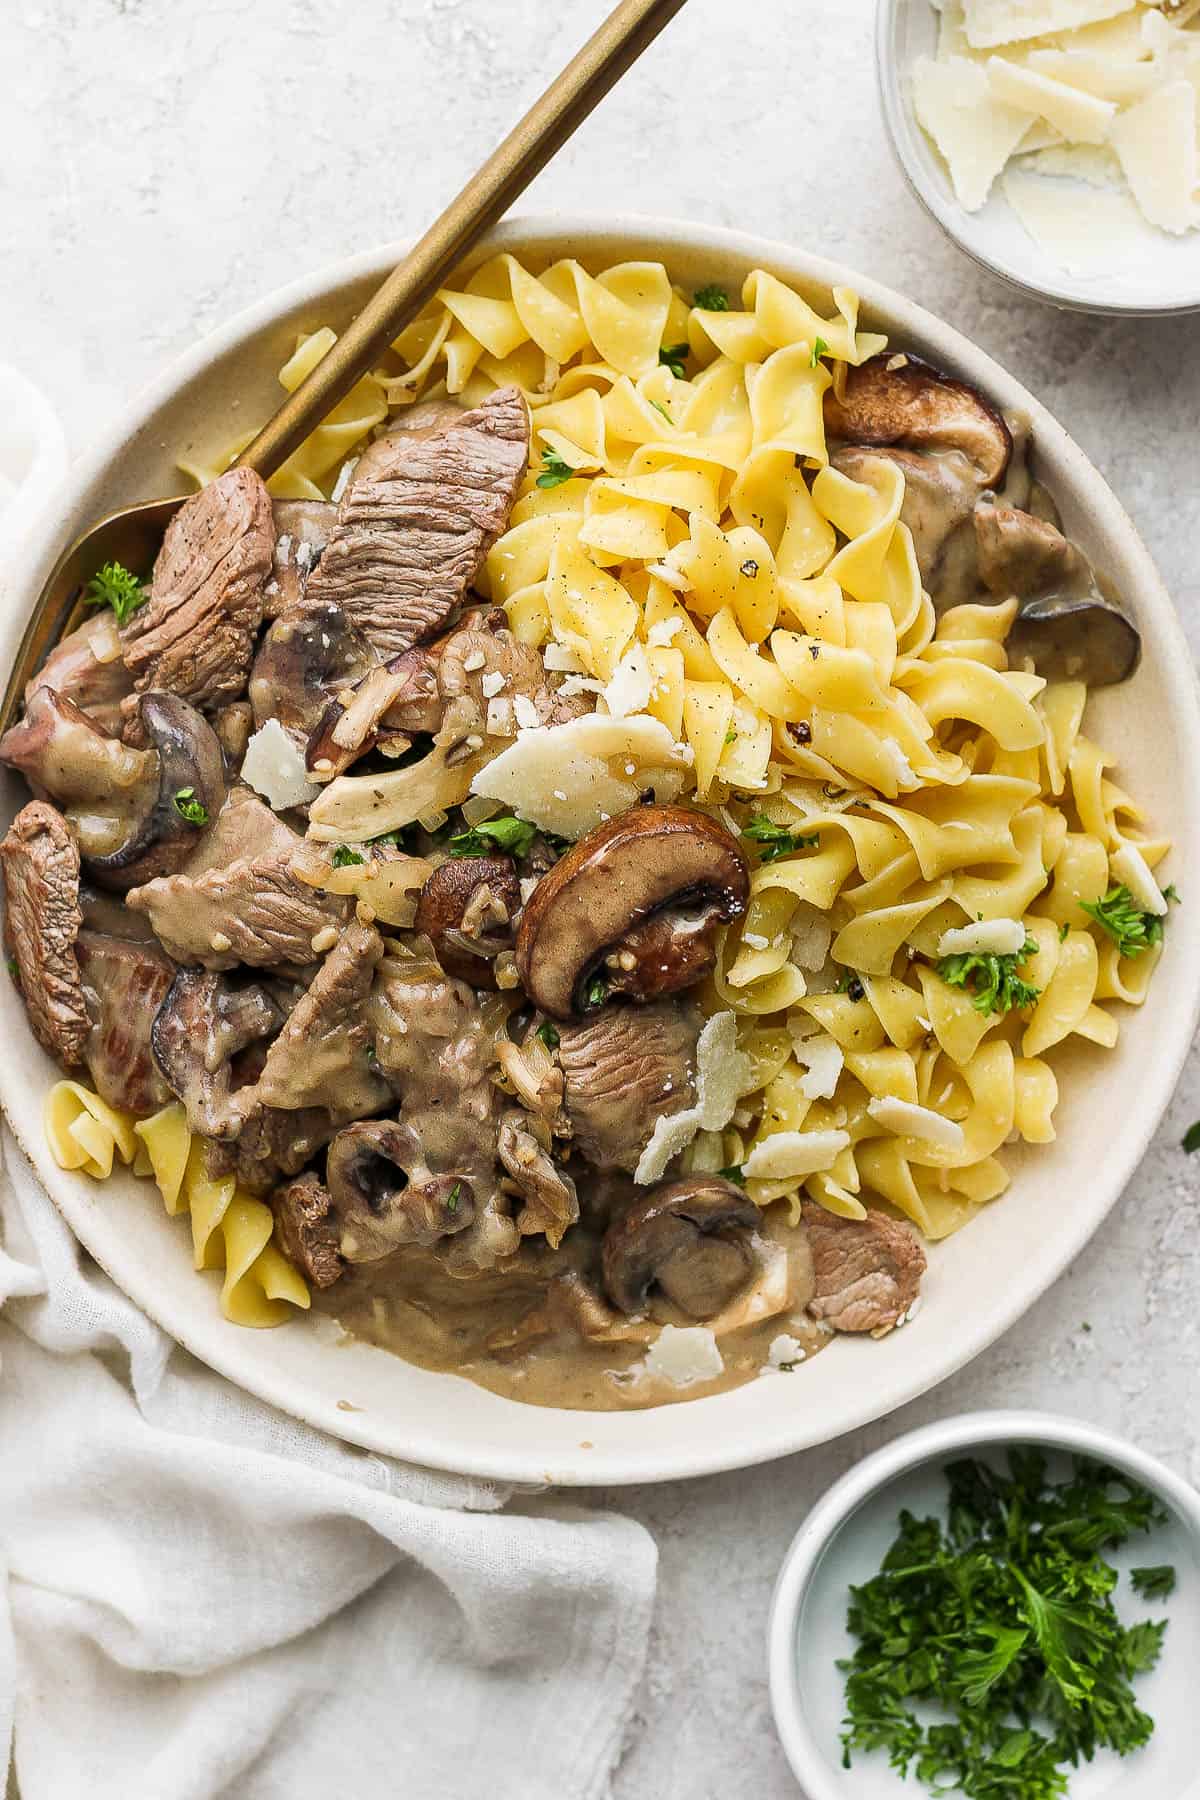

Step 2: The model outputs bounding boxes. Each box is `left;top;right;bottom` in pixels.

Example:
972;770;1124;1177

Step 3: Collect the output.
810;335;829;368
331;845;365;869
1080;883;1176;959
172;787;208;826
84;559;150;628
841;1452;1174;1799
743;814;819;863
449;814;538;860
937;936;1040;1016
693;283;729;311
535;448;574;490
659;342;690;379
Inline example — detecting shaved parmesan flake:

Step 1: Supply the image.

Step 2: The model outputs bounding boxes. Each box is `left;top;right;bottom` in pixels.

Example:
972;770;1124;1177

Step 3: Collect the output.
767;1333;807;1369
913;56;1032;210
741;1130;849;1182
963;0;1135;51
1019;141;1124;186
1110;80;1200;233
643;1326;723;1388
986;53;1118;140
543;642;586;673
1002;167;1145;272
1110;842;1168;916
646;615;682;646
603;643;653;719
242;719;320;810
937;917;1027;957
1025;45;1158;105
634;1012;750;1186
794;1031;844;1101
868;1097;967;1152
471;712;687;840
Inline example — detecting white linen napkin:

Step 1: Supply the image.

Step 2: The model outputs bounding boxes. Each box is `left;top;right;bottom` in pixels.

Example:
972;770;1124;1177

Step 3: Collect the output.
0;1136;656;1800
0;378;657;1800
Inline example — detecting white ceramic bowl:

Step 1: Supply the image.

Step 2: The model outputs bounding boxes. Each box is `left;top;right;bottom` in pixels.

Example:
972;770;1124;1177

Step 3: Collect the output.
768;1411;1200;1799
3;216;1199;1486
877;0;1200;317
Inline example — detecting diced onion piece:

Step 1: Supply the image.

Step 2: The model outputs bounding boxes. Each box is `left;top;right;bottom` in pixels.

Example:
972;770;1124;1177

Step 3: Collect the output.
867;1097;967;1152
937;918;1027;958
242;719;321;811
767;1333;807;1369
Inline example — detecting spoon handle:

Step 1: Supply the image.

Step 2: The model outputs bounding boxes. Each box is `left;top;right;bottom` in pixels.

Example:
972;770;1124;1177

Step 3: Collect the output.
235;0;688;481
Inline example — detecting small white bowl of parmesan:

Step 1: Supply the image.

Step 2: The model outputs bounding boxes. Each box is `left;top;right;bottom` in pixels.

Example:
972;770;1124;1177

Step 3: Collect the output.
878;0;1200;314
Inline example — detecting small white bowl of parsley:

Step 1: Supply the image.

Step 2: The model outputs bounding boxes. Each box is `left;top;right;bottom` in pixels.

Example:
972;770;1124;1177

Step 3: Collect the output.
768;1412;1200;1800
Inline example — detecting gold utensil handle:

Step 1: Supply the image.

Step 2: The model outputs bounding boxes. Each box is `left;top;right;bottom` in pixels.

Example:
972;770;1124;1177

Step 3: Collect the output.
235;0;689;481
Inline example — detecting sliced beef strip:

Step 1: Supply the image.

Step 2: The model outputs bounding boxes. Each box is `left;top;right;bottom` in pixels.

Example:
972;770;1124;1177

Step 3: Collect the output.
306;386;530;660
126;798;349;971
26;612;135;737
254;919;390;1119
76;930;174;1116
209;1107;343;1197
557;1002;700;1174
270;1171;344;1289
801;1201;926;1337
1;800;89;1065
121;468;274;713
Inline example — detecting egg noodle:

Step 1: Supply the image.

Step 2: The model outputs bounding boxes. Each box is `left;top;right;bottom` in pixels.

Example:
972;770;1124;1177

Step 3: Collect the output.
58;253;1168;1324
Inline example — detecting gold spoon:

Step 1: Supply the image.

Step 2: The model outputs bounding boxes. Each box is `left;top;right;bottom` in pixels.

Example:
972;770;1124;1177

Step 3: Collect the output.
2;0;688;733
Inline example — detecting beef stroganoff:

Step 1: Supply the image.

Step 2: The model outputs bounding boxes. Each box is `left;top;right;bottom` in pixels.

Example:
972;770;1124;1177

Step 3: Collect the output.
4;255;1171;1408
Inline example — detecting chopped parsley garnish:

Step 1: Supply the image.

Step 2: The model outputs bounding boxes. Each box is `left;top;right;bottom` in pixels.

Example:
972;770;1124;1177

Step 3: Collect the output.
1131;1565;1177;1601
5;956;18;981
1080;883;1176;959
718;1164;746;1187
936;936;1040;1016
449;814;538;860
840;1452;1174;1798
83;559;150;627
535;448;574;490
365;1044;377;1064
172;787;208;826
724;726;738;746
659;342;690;378
584;972;609;1010
649;399;671;421
446;1182;462;1214
743;814;819;863
1182;1121;1200;1154
693;283;729;311
536;1022;560;1050
836;968;865;1002
810;335;829;368
331;845;365;868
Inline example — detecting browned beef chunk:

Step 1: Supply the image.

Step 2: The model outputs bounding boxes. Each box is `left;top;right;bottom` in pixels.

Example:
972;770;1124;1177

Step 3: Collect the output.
209;1108;342;1196
974;503;1088;601
126;794;349;970
255;919;389;1117
306;387;530;659
152;968;284;1139
267;500;338;619
557;1002;699;1174
271;1171;344;1289
127;854;347;971
1;801;89;1065
76;931;174;1116
25;613;135;737
801;1201;926;1337
122;468;273;711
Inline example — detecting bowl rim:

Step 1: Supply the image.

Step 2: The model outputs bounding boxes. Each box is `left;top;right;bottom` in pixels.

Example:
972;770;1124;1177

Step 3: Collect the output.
767;1408;1200;1797
873;0;1200;320
3;210;1200;1486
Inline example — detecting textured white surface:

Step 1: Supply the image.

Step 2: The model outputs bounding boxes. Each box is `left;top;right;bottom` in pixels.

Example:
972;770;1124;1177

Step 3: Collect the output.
2;1;1198;1795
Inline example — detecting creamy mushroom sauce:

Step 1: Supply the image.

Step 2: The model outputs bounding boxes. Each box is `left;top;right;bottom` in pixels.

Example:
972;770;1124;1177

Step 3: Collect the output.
318;1212;825;1410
